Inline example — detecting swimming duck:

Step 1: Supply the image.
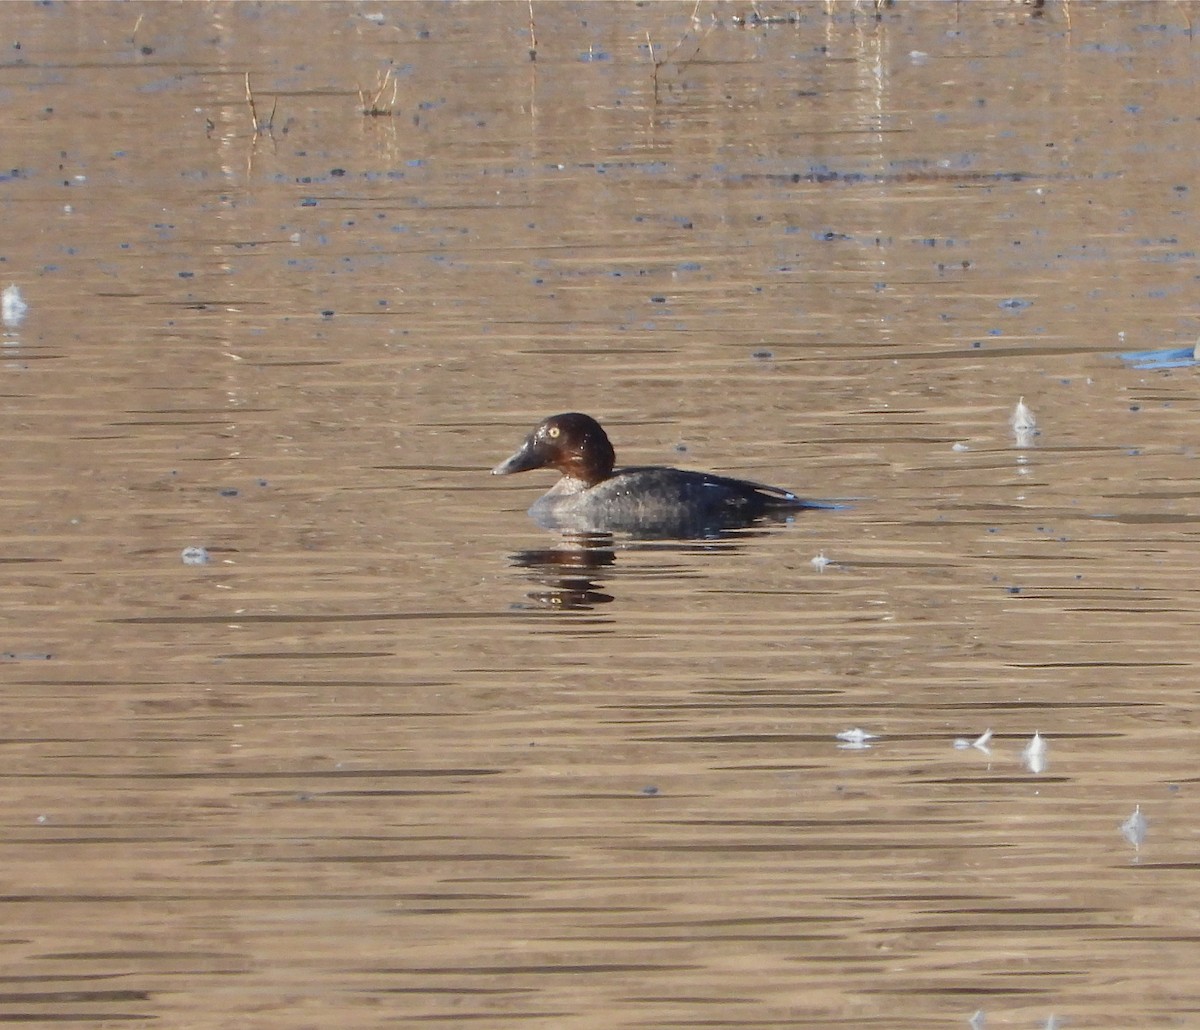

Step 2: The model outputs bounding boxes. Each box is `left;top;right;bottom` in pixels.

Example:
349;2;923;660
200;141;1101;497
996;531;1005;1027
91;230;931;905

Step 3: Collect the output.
492;412;825;537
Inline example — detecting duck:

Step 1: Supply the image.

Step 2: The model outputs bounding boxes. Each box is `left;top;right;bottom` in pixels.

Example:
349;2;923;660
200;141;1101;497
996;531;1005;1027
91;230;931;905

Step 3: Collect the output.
492;412;827;537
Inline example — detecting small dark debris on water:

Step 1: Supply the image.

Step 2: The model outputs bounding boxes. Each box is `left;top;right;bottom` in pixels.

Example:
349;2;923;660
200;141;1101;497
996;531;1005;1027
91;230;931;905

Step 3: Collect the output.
732;11;802;26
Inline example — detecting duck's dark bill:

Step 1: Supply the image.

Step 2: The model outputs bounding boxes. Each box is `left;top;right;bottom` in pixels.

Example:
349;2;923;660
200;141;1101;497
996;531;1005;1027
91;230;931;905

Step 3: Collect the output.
491;440;544;476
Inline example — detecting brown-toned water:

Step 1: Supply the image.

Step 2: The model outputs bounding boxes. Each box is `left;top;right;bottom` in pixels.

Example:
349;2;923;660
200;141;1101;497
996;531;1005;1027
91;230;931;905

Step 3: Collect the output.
2;2;1198;1026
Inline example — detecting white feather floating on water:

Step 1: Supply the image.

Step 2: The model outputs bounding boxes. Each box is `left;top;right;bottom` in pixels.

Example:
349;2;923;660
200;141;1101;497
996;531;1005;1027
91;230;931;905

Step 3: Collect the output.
181;545;211;566
835;727;878;749
953;728;993;754
1010;396;1038;449
2;284;28;328
1120;804;1148;849
835;727;877;743
1010;396;1037;431
1022;730;1048;773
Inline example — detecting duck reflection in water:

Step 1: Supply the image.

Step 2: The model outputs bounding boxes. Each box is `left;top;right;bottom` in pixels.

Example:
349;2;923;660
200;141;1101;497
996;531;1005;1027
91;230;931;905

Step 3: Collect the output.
508;532;618;610
507;530;772;611
492;412;834;539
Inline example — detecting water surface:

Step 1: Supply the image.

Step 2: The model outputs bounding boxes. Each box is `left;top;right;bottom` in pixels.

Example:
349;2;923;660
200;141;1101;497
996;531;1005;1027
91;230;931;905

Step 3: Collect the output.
2;2;1198;1026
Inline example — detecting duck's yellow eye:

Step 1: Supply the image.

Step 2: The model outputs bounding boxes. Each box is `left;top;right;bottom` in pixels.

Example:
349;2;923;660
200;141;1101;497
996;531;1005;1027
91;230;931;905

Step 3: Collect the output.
547;426;560;439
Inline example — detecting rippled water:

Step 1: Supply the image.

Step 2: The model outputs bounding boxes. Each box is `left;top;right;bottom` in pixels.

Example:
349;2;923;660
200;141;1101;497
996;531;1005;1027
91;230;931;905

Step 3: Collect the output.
2;2;1199;1026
